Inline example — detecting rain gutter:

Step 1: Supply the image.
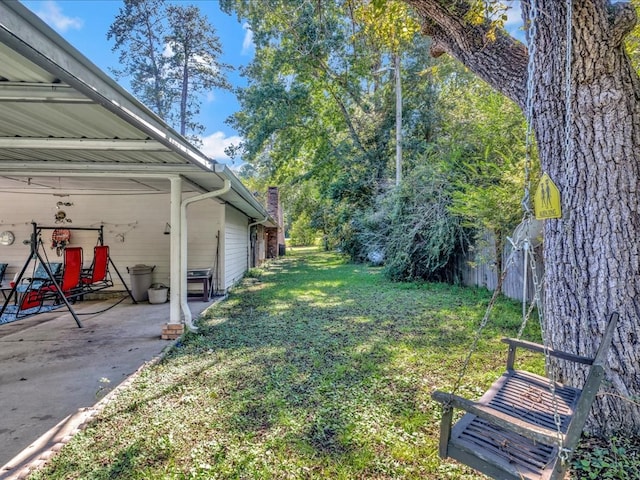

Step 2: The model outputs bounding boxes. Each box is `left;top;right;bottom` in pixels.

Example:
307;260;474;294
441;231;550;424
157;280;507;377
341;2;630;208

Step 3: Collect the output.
213;164;273;220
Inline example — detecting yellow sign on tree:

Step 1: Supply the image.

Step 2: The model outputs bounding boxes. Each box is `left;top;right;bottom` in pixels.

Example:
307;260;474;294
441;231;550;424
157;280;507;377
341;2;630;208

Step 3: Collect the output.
534;173;562;219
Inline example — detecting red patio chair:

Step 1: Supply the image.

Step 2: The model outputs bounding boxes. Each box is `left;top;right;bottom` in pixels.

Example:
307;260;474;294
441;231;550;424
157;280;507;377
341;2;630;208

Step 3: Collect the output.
82;245;112;287
58;247;83;294
19;248;82;311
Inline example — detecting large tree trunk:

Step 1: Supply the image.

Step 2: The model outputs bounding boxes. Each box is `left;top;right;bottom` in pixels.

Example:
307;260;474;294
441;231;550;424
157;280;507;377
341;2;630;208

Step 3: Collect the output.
533;0;640;436
406;0;640;435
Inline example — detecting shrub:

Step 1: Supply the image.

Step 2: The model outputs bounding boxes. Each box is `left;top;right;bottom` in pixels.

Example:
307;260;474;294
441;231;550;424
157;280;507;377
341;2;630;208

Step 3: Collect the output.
360;162;467;282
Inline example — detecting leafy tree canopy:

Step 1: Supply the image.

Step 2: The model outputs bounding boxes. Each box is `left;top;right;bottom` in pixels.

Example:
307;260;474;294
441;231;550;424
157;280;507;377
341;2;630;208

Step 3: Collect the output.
221;0;530;281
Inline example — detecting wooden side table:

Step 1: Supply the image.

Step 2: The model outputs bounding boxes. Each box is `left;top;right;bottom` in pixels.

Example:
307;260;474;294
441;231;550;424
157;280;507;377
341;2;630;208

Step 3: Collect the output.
186;269;213;301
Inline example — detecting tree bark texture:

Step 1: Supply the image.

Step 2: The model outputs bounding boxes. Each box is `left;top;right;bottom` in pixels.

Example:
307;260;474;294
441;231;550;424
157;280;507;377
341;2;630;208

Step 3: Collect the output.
406;0;640;435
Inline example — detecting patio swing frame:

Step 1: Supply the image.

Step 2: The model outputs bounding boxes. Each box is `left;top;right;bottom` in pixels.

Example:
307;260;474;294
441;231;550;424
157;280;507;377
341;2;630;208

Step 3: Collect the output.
0;223;135;328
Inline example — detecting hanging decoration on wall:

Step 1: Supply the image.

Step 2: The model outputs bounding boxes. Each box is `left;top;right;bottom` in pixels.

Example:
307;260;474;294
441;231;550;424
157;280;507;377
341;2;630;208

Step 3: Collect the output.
90;220;138;243
53;199;74;224
54;210;72;224
51;228;71;256
0;230;15;246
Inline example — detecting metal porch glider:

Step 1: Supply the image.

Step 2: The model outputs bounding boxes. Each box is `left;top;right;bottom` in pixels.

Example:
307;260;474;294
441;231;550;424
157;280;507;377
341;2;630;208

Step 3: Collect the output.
0;223;135;328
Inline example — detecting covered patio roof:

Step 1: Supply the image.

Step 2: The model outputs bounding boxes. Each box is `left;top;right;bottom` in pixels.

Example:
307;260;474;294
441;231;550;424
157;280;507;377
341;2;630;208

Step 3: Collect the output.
0;1;271;223
0;1;276;329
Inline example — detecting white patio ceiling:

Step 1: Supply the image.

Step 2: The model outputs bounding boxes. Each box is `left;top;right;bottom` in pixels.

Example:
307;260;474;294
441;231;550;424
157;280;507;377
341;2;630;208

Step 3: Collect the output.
0;1;271;223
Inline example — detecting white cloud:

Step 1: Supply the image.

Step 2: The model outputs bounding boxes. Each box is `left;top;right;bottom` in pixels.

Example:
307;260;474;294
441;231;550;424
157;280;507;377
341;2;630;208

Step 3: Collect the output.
242;23;254;56
34;1;83;32
201;131;243;164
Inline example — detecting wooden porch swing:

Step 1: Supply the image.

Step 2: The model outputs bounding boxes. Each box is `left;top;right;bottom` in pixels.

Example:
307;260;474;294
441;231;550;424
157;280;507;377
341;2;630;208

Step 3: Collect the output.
432;312;618;480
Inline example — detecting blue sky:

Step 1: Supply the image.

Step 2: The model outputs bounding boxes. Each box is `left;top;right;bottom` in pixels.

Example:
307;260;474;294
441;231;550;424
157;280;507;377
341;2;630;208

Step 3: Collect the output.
22;0;254;167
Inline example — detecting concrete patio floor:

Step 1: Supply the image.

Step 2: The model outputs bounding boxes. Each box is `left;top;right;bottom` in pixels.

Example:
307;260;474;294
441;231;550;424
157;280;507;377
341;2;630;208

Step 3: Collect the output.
0;297;217;479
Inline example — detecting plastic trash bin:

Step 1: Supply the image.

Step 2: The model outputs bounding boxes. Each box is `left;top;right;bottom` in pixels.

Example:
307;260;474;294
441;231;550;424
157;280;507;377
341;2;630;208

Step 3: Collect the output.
127;264;155;302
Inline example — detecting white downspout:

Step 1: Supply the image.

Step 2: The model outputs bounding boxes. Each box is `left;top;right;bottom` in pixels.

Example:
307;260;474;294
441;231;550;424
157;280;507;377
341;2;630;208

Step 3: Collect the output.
247;216;269;268
180;179;231;332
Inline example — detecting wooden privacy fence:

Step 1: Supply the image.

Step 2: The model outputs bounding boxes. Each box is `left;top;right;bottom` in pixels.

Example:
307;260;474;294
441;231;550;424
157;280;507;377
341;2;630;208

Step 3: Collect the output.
457;234;544;303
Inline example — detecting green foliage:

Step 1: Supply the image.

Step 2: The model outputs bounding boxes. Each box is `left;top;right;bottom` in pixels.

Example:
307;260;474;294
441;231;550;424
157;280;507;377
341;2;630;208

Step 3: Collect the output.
360;161;466;282
464;0;511;42
386;167;464;282
352;59;530;282
289;212;318;246
221;1;531;282
572;435;640;479
434;62;533;266
354;0;421;53
220;0;419;259
244;267;265;279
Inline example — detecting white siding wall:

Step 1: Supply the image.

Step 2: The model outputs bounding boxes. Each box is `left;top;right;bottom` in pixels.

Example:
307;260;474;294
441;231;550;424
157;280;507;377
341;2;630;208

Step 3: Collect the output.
222;205;248;290
185;199;224;294
0;191;224;292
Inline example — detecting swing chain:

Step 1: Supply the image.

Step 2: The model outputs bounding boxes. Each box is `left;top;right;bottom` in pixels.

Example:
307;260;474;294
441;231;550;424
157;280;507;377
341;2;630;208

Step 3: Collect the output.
516;240;541;339
449;245;520;397
518;0;546;349
525;220;567;457
553;0;575;463
519;174;568;458
522;0;539;216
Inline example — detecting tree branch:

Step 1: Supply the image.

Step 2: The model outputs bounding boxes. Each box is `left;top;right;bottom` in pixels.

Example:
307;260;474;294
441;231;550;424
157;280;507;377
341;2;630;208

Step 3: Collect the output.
404;0;528;110
609;2;637;47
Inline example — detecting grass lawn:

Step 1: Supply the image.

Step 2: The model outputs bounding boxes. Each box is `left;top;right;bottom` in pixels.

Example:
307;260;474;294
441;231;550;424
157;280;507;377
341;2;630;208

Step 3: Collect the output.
28;248;635;479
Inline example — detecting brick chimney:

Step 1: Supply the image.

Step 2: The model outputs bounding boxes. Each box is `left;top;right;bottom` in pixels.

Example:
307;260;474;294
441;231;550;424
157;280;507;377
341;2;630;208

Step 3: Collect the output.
266;187;285;257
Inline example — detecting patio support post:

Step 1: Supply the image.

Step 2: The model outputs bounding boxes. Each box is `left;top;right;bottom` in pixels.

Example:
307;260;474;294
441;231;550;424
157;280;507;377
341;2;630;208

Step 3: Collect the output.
168;176;182;325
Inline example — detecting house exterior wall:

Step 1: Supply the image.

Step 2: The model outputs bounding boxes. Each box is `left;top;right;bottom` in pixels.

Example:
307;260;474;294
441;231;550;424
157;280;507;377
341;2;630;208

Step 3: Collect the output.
222;205;248;291
0;191;226;294
252;224;266;267
185;199;224;295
